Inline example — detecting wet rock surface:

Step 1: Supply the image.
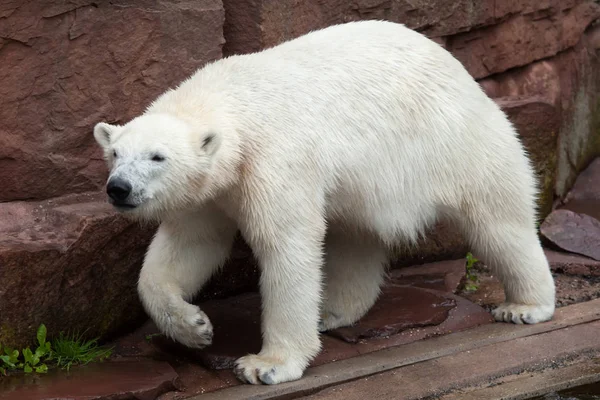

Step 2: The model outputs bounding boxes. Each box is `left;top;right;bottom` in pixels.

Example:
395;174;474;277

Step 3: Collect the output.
7;246;599;399
103;265;494;398
326;286;456;344
0;359;178;400
541;210;600;261
389;259;467;293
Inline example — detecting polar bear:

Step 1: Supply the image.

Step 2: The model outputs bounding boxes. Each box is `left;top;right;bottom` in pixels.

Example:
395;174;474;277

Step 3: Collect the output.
93;20;555;385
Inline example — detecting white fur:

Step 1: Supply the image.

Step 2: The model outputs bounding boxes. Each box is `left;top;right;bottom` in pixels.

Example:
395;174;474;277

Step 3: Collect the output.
93;21;555;385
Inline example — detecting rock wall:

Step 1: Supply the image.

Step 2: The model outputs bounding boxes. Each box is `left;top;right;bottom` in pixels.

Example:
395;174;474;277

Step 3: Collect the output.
0;0;598;348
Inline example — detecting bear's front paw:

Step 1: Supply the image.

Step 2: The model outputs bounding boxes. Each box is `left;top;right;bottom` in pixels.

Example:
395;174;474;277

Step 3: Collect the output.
233;354;304;385
166;304;213;349
492;303;554;325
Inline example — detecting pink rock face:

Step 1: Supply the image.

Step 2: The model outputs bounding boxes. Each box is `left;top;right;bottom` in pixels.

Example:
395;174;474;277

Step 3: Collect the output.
223;0;496;56
447;1;600;79
0;0;224;202
541;209;600;261
497;98;561;217
478;27;600;200
0;193;155;348
223;0;599;79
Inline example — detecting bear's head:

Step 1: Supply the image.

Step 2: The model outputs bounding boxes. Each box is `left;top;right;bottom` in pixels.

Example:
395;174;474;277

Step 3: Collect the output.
93;113;221;220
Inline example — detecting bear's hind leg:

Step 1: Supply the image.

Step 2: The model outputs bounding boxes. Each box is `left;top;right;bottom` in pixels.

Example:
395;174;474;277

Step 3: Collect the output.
138;204;237;348
460;211;555;325
319;227;388;331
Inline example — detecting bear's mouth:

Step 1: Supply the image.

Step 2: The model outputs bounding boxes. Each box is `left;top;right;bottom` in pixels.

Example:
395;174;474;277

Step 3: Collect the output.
110;201;138;211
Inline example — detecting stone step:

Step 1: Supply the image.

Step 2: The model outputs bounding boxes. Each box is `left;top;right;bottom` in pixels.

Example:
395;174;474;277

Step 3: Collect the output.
299;320;600;400
192;299;600;400
0;359;178;400
439;358;600;400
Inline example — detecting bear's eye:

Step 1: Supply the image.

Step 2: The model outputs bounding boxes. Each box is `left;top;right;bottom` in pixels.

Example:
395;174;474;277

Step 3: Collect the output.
151;154;165;162
112;150;118;158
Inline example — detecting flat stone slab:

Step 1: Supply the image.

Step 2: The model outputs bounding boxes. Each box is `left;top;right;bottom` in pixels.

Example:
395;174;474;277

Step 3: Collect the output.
191;299;600;400
540;209;600;261
389;259;466;293
326;285;456;343
546;248;600;276
439;358;600;400
160;285;490;373
299;320;600;400
0;359;177;400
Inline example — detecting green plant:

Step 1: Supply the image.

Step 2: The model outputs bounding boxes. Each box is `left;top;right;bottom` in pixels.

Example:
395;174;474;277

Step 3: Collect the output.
464;252;479;292
0;345;19;376
51;331;112;371
0;324;112;377
0;324;51;375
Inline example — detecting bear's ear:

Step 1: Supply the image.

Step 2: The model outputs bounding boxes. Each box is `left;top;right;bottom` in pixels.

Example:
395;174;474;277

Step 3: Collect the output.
201;132;222;156
93;122;118;149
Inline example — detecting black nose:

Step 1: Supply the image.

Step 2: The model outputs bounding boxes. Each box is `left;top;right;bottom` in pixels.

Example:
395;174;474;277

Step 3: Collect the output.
106;178;132;202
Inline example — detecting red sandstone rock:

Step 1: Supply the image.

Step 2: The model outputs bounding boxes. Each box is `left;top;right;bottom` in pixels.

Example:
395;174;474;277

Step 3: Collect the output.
0;359;178;400
223;0;599;79
563;158;600;208
0;192;155;348
154;293;263;371
447;1;600;78
546;248;600;276
540;209;600;261
480;28;600;199
327;285;456;344
389;259;466;293
557;157;600;223
498;97;561;217
0;0;224;202
223;0;496;56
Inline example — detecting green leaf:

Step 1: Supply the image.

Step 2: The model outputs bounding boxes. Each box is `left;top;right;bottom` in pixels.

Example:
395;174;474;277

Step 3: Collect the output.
23;364;33;373
23;348;34;365
37;324;47;347
35;346;46;359
35;364;48;373
0;355;16;368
